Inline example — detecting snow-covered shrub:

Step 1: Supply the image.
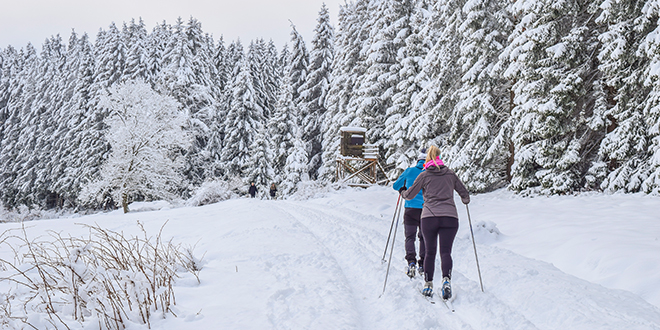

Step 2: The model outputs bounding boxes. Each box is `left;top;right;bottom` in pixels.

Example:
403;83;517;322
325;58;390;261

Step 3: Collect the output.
0;205;75;223
0;222;203;330
128;200;173;212
0;207;10;223
0;292;20;329
176;245;206;284
466;220;502;244
187;179;240;206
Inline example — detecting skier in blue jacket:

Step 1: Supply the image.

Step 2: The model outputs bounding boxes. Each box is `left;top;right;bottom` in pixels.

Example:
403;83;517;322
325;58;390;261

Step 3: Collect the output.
392;149;427;278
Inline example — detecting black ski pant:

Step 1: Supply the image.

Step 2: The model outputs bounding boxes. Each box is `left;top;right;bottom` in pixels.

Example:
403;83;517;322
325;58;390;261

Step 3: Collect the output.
403;208;424;267
421;216;458;282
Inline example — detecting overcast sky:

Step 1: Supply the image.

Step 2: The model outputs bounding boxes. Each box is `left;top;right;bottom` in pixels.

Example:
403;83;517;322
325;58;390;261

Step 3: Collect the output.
0;0;343;51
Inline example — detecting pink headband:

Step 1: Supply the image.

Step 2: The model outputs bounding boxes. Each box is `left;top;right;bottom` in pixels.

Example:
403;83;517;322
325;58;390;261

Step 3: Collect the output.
424;156;444;169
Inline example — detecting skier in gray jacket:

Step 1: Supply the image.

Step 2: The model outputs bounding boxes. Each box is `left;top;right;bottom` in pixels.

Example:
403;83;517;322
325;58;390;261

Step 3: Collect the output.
401;145;470;300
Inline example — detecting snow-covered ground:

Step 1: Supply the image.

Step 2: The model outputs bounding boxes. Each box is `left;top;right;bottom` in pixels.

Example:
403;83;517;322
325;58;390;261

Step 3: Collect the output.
1;186;659;329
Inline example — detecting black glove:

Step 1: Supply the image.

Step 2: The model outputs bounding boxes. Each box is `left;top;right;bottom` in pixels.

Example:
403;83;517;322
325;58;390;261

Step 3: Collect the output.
398;186;407;193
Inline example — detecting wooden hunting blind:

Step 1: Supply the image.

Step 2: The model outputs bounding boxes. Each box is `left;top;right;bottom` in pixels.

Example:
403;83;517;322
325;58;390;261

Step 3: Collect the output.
336;127;389;187
340;127;366;157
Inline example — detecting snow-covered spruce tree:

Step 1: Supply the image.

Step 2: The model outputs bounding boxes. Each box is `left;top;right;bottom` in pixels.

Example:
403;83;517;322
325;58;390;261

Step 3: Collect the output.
157;17;217;186
0;46;22;207
0;46;20;118
44;32;88;209
265;40;282;114
278;43;290;77
0;47;18;206
52;33;99;207
203;33;223;102
638;1;660;194
25;36;68;207
586;0;651;193
227;39;246;80
245;126;275;191
248;39;275;119
299;3;335;180
199;34;230;182
206;39;247;178
63;25;122;209
220;57;265;179
4;38;63;208
123;18;150;83
204;105;226;179
158;17;216;112
319;0;370;181
268;66;301;181
4;42;36;206
146;21;172;83
281;128;309;196
93;22;126;90
288;23;309;103
0;46;20;146
408;0;466;150
285;23;310;184
79;80;190;213
213;35;230;94
383;1;432;174
444;0;515;192
498;0;605;194
0;45;37;208
350;0;412;154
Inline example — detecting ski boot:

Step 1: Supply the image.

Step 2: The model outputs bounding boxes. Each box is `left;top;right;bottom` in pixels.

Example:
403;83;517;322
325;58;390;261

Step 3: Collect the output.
418;265;424;276
422;281;433;297
441;277;452;301
406;262;416;278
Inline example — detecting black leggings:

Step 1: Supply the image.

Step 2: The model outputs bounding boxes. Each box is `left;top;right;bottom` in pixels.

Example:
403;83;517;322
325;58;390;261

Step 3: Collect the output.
421;216;458;282
403;208;424;266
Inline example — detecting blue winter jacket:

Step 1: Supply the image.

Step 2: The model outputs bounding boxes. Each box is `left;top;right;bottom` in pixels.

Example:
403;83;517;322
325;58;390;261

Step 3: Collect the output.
392;160;425;209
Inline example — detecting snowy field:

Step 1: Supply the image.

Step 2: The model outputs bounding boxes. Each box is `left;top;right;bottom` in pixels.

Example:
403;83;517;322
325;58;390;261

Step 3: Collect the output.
1;186;660;329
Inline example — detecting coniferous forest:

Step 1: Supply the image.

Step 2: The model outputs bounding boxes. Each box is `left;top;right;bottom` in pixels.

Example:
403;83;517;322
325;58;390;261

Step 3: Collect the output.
2;0;660;211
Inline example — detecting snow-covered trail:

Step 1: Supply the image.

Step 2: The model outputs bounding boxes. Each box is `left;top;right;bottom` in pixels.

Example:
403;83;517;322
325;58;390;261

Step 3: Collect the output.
2;187;660;330
273;194;660;330
271;199;532;330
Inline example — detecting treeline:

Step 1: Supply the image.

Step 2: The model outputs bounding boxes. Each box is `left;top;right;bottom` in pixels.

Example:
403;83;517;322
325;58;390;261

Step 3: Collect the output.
1;0;660;211
0;9;332;210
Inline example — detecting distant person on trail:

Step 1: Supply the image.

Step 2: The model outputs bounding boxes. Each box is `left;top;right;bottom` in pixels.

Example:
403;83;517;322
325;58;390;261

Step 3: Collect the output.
249;182;258;198
269;183;278;199
400;145;470;301
392;149;427;279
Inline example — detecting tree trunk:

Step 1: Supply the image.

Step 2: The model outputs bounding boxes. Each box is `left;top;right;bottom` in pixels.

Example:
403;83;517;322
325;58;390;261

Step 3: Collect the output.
122;192;129;213
507;141;515;183
507;86;515;183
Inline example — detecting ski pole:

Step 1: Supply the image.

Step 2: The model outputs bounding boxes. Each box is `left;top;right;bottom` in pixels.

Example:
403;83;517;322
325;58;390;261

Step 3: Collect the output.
380;193;404;297
466;204;484;292
381;193;402;262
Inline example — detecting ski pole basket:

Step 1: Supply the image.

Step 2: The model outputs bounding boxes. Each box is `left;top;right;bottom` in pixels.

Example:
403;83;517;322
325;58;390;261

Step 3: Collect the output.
336;127;389;187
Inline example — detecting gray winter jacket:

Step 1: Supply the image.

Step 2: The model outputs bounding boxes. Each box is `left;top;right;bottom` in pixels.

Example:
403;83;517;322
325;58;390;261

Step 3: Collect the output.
401;165;470;219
